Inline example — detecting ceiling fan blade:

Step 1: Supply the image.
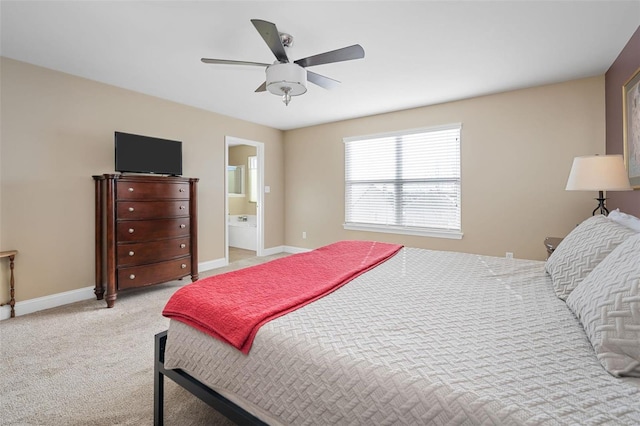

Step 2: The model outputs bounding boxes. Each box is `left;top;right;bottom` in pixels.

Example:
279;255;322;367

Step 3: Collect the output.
251;19;289;63
255;82;267;92
306;71;340;90
294;44;364;68
201;58;270;67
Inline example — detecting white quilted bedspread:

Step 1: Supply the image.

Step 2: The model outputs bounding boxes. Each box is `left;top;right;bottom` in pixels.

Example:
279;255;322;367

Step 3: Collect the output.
164;248;640;425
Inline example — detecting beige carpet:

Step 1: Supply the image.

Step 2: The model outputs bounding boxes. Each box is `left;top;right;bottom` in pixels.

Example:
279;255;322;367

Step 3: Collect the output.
0;253;289;425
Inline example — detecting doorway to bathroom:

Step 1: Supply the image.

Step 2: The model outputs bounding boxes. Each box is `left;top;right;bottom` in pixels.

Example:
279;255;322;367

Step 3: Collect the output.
225;136;264;264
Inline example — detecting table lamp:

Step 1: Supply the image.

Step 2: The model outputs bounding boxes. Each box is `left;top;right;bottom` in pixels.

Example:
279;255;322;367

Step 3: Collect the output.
565;154;632;215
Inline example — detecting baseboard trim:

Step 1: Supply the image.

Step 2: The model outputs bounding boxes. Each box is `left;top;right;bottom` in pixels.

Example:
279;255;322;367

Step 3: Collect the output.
283;245;312;254
1;257;242;321
261;245;311;255
261;245;284;256
1;250;313;320
198;257;226;272
1;286;96;320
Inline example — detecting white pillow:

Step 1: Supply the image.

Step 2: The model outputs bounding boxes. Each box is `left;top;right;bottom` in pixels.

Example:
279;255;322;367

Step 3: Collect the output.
545;215;636;300
608;208;640;232
566;233;640;377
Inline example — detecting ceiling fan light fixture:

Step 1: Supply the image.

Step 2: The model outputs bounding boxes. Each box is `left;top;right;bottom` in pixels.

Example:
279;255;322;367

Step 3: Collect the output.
202;20;365;105
266;63;307;105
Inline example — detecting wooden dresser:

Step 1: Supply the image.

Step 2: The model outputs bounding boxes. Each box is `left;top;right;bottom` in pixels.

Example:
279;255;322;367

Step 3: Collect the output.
93;174;199;307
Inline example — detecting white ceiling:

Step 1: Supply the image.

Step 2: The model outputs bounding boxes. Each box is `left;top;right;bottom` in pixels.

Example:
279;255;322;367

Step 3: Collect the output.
1;1;639;131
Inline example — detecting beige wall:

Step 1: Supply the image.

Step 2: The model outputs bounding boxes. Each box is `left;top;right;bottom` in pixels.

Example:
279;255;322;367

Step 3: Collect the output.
228;145;257;216
284;77;605;260
0;57;284;302
0;55;609;306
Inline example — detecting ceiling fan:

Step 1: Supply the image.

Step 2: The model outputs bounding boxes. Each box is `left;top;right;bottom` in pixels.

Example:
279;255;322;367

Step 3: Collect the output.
201;19;365;106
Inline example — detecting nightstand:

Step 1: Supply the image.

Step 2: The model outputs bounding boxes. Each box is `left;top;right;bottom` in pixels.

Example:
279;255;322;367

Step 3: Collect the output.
544;237;563;259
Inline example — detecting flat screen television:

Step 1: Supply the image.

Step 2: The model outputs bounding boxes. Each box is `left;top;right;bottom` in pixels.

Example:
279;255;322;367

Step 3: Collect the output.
115;132;182;176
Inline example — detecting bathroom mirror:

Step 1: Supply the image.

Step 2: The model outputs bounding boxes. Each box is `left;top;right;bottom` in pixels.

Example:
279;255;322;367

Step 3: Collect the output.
227;165;245;196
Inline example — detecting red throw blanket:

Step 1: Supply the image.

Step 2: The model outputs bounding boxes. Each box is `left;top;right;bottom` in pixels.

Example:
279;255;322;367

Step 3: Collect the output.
162;240;403;354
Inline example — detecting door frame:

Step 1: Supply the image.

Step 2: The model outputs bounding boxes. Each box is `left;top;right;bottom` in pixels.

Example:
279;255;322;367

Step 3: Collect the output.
225;136;265;263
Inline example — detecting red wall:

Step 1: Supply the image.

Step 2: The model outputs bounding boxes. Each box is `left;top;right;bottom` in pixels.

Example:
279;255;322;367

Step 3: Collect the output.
605;26;640;216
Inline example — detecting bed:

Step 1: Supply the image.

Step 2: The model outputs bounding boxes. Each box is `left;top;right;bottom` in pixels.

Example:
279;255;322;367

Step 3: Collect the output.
154;214;640;425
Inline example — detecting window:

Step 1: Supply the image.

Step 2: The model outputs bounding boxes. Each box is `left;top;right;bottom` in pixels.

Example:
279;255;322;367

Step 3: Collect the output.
344;124;462;239
247;155;258;203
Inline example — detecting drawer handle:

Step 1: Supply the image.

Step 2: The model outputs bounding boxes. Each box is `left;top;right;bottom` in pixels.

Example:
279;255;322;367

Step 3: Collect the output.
128;207;135;212
181;264;187;269
129;251;135;256
129;274;136;280
179;188;185;192
128;187;134;192
179;205;186;210
128;228;134;234
180;244;186;249
180;224;186;229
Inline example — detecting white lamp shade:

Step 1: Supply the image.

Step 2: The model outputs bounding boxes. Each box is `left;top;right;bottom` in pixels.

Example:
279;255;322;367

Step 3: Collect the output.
565;155;632;191
266;63;307;96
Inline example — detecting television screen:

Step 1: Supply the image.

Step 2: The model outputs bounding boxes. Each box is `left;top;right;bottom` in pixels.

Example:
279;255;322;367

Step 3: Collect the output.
115;132;182;176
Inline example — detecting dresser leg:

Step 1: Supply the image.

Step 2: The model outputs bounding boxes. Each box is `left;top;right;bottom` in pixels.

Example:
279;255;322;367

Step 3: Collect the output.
95;285;105;300
94;176;105;301
105;280;117;308
105;293;117;308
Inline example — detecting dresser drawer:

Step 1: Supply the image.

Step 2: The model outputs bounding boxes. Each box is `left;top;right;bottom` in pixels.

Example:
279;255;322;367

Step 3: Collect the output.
117;237;190;267
116;181;190;200
118;257;191;290
117;218;190;242
117;200;189;220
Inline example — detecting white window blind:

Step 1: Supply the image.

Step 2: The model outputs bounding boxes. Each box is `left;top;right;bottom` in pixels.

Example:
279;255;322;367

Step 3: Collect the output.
344;124;461;238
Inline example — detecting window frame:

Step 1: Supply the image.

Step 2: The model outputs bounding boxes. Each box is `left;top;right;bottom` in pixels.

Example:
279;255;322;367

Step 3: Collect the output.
343;123;463;240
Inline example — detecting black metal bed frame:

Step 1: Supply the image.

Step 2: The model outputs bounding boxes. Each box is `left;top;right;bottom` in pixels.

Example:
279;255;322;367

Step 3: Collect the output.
154;331;268;426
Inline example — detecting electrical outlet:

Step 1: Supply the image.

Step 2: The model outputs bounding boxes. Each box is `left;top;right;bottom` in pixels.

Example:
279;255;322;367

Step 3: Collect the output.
506;252;514;259
302;231;307;239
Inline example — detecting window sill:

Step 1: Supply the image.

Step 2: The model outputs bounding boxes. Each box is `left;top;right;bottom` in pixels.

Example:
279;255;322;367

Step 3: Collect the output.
343;223;463;240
